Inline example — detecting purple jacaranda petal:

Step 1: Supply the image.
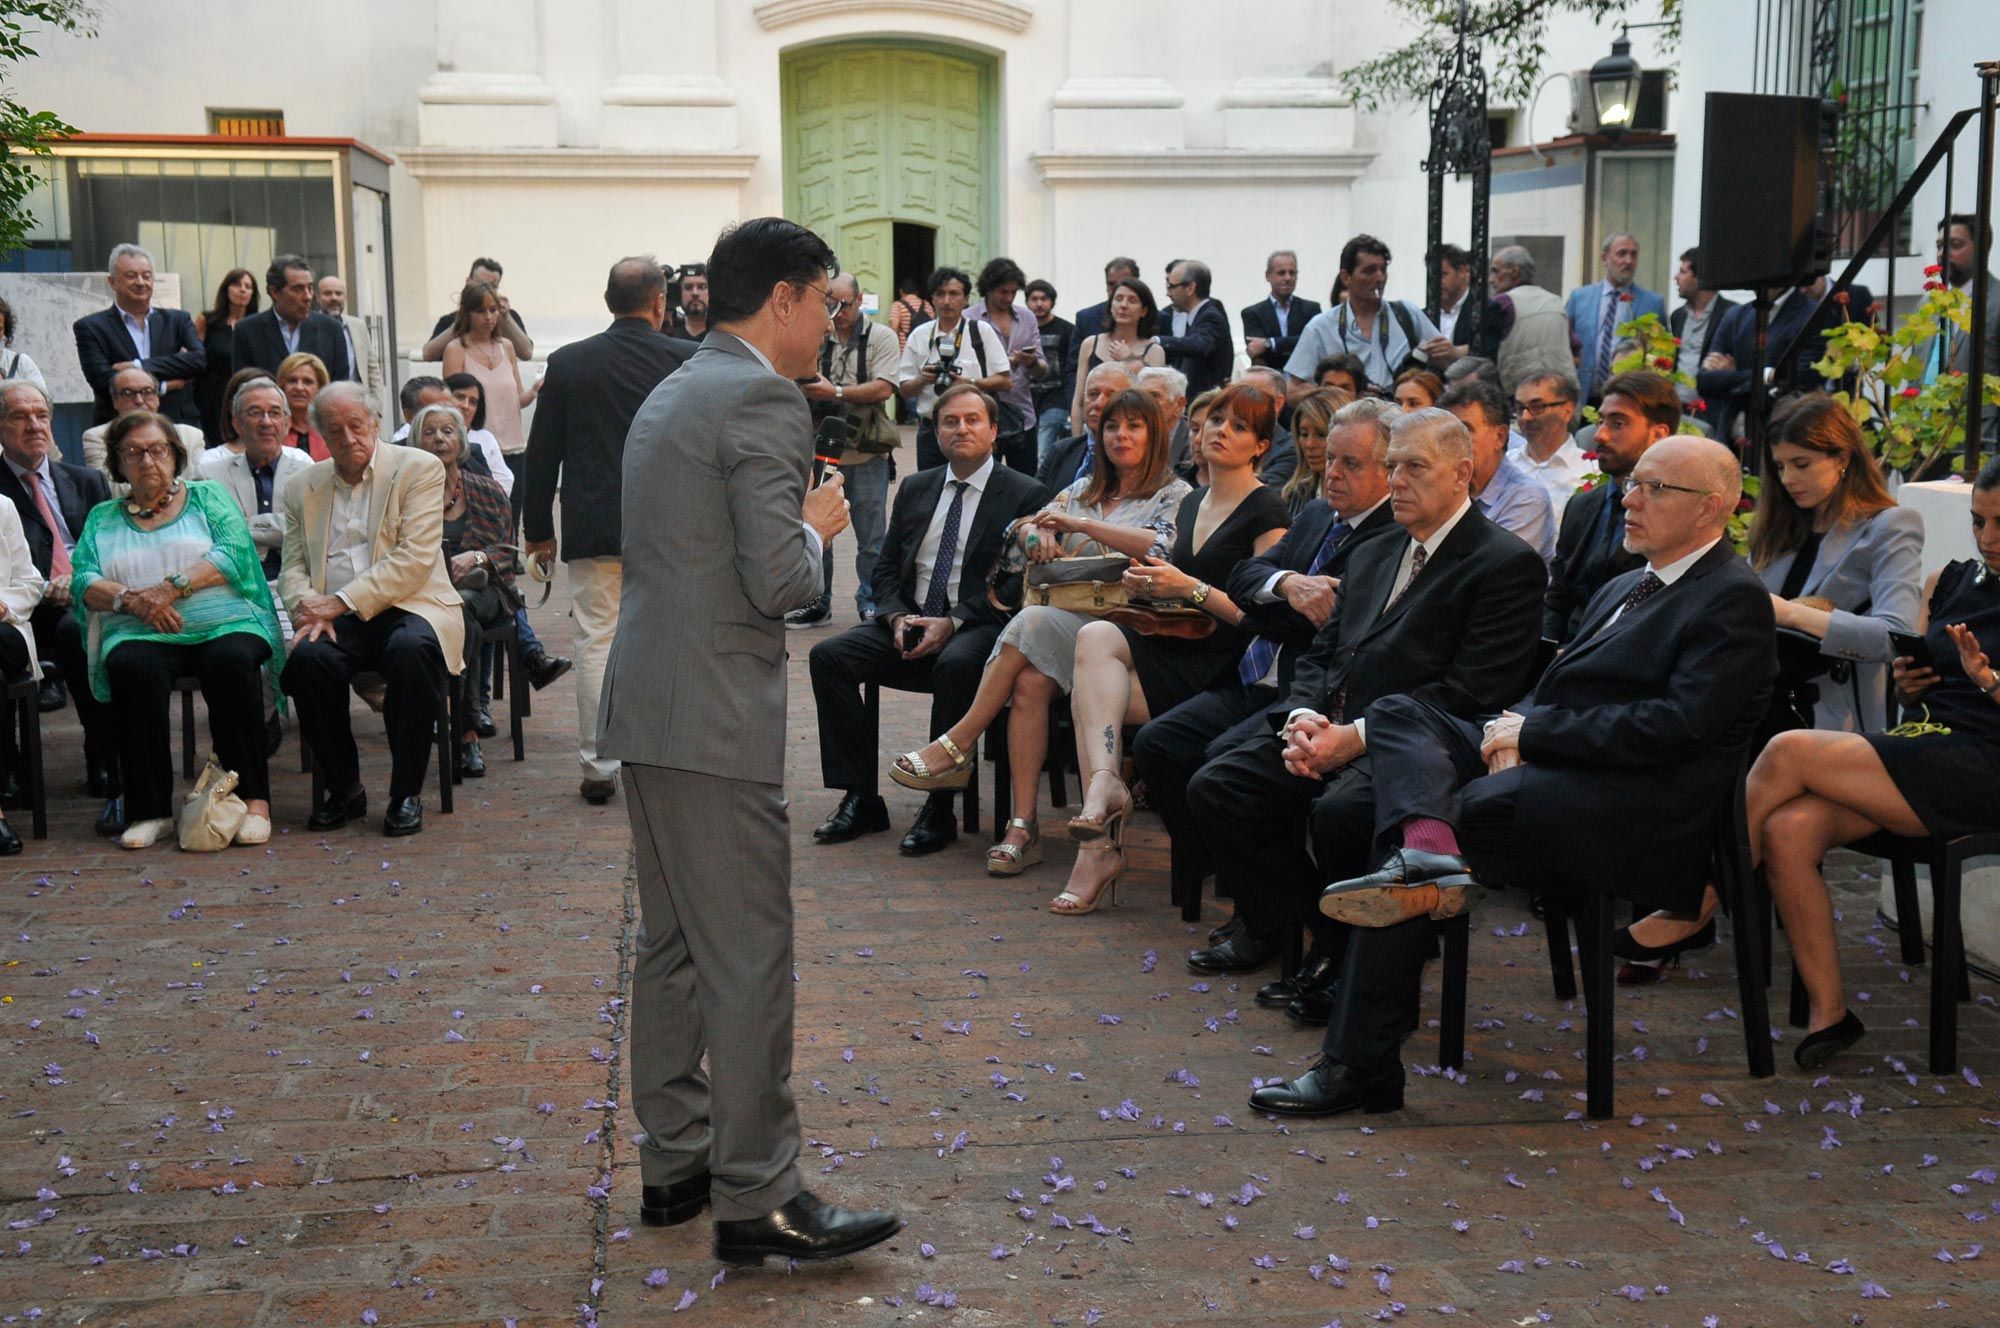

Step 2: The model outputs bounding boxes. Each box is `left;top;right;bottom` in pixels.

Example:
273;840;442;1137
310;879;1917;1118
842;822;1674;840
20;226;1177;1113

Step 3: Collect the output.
1861;1282;1892;1299
673;1289;698;1311
920;1243;936;1258
710;1270;725;1290
645;1268;669;1288
361;1312;379;1326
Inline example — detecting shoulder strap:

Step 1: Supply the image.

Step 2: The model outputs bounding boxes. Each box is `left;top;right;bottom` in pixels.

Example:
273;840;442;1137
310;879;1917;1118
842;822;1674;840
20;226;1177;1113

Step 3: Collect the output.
967;321;989;376
1387;300;1420;352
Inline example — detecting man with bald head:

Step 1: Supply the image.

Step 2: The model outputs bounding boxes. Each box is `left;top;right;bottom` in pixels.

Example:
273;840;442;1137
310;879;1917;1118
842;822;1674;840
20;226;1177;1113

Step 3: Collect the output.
1256;435;1773;1117
521;255;696;804
1037;360;1132;491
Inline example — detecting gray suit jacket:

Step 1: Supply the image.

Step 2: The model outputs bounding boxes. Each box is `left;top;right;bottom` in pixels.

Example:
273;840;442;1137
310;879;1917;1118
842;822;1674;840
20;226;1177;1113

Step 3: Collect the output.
1757;504;1924;733
200;447;314;557
597;330;822;784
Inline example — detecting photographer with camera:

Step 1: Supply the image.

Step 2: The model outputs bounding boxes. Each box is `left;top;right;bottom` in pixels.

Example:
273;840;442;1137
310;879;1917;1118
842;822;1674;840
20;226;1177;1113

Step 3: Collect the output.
788;274;901;628
897;267;1012;472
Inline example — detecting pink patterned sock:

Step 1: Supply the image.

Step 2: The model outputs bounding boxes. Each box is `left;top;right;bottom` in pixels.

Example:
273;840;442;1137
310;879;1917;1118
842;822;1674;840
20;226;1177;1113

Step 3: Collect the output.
1399;817;1460;856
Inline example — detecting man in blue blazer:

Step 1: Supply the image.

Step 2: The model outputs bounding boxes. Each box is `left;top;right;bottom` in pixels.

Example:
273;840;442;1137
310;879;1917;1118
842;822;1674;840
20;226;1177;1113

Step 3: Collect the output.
72;244;206;426
232;255;352;383
1564;233;1666;403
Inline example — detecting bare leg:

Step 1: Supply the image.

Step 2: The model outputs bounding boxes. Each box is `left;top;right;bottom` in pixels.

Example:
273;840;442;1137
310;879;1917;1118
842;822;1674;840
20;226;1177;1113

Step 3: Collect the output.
898;643;1035;777
1068;620;1149;822
999;669;1058;855
1746;730;1927;868
1764;795;1881;1032
1627;883;1721;948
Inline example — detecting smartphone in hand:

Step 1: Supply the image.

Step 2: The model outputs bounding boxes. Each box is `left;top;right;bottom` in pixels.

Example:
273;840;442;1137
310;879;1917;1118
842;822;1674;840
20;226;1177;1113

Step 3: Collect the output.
1888;628;1928;661
902;622;925;653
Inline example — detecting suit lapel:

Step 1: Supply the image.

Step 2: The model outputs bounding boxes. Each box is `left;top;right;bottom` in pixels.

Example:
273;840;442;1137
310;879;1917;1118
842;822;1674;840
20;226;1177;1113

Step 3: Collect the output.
1349;530;1412;644
366;446;397;562
956;472;1010;598
105;309;139;362
899;467;944;594
1800;518;1863;598
1356;510;1481;644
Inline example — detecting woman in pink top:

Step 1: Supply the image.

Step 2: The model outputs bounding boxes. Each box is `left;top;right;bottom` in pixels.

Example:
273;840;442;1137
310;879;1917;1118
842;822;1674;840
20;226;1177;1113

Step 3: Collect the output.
443;281;538;458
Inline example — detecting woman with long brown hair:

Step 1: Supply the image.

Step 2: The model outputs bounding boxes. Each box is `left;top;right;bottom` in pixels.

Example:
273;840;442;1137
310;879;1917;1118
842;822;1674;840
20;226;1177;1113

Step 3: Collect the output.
443;280;538;464
1279;387;1355;518
194;268;259;440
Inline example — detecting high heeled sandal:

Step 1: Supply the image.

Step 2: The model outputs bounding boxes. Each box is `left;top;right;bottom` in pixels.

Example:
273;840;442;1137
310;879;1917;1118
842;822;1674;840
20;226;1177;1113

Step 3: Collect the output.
1067;772;1131;842
1049;818;1125;915
986;818;1041;876
890;734;971;791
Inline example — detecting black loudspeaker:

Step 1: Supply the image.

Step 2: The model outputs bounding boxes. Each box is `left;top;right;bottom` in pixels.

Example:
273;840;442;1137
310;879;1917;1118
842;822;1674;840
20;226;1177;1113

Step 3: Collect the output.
1700;92;1831;289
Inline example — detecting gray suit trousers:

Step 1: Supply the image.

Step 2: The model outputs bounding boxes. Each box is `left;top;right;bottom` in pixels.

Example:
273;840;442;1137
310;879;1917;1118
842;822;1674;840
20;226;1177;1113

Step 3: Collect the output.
625;762;803;1220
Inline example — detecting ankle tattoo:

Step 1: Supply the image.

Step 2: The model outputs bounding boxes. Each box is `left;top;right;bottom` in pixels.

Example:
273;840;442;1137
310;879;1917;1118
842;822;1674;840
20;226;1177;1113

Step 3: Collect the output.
1101;725;1115;756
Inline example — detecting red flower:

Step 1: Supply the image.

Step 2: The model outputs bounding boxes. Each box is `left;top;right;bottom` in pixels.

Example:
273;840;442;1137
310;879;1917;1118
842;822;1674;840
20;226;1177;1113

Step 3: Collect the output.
1924;281;1942;291
1580;451;1599;461
1671;337;1682;346
1653;356;1672;370
1925;264;1943;277
1619;291;1634;303
1901;386;1921;398
1692;398;1708;413
1736;494;1755;513
1578;479;1598;492
1833;291;1849;305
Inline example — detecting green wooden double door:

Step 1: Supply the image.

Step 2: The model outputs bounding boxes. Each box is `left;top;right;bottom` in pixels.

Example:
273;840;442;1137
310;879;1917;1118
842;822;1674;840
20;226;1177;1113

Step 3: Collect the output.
782;43;994;309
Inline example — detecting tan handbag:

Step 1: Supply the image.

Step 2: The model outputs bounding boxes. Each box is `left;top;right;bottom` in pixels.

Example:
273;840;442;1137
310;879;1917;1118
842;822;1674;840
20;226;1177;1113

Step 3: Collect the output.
178;756;248;852
1024;555;1135;614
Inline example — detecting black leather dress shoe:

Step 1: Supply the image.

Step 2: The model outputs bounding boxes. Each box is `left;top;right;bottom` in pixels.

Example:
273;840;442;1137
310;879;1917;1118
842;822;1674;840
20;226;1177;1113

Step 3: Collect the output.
307;785;367;832
713;1190;903;1266
1247;1058;1404;1117
94;797;126;838
1319;848;1475;926
474;703;497;739
0;768;21;810
35;677;64;713
0;818;21;855
1255;949;1333;1008
814;792;890;843
898;799;957;856
581;778;617;805
1187;930;1282;975
640;1171;712;1228
458;740;486;779
1207;913;1246;946
383;796;423;837
1286;980;1337;1028
523;650;573;691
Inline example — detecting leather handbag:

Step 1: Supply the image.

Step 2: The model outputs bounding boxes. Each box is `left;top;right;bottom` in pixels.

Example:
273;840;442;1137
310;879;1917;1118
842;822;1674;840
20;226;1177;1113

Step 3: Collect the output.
178;756;248;852
1025;555;1135;613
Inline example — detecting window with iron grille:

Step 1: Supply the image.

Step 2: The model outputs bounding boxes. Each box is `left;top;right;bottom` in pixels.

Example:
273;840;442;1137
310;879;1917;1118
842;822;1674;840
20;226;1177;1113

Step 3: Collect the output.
207;109;286;138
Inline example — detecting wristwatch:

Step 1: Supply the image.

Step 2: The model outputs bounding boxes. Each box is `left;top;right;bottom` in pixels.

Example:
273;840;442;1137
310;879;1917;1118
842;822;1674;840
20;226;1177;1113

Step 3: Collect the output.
835;384;845;401
110;591;126;615
1190;581;1211;606
166;572;192;600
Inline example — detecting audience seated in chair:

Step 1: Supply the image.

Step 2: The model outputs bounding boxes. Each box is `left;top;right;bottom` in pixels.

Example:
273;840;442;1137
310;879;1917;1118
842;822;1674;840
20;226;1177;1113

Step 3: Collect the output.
80;365;207;489
0;495;43;853
278;381;464;839
1250;436;1771;1118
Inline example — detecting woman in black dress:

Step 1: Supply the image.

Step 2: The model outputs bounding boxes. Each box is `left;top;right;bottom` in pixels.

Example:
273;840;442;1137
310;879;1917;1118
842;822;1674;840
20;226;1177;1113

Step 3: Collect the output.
1744;456;2000;1070
194;269;258;442
1054;381;1290;914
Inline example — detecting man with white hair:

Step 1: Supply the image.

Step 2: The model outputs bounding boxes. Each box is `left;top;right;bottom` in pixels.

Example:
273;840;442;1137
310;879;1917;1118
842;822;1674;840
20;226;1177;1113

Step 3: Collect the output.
208;377;312;582
1037;360;1133;491
1489;245;1574;396
279;381;463;838
72;243;206;426
1134;364;1190;469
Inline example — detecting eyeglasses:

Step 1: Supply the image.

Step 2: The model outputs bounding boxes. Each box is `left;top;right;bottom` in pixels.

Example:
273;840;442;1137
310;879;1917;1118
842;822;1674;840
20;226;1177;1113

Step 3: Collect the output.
1165;279;1193;290
1629;478;1711;500
120;443;175;464
240;407;287;423
800;282;843;317
1512;399;1564;418
113;386;159;402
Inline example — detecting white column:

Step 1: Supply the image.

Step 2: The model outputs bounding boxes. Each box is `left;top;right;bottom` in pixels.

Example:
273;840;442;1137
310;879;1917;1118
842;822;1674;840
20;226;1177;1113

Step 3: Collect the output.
1049;0;1184;151
418;0;559;148
599;0;739;151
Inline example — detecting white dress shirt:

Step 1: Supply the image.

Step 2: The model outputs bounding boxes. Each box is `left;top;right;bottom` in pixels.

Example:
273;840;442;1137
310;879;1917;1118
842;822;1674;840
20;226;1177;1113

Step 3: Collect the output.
911;455;994;612
1607;536;1722;628
279;316;303;356
1507;436;1592;525
325;455;377;606
1438;293;1466;344
733;333;824;563
120;306;152;361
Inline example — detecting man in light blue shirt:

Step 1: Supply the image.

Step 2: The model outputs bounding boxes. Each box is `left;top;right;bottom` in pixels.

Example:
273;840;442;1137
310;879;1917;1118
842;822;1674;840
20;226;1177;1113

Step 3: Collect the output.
1439;378;1555;560
1285;235;1456;397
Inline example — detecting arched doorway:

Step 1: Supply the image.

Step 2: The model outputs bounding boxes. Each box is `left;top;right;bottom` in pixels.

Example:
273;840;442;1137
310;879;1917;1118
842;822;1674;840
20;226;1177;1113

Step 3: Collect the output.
780;41;997;309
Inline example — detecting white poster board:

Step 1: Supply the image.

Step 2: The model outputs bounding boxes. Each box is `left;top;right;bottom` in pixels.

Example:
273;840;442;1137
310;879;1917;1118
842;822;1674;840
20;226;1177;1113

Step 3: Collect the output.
0;272;182;405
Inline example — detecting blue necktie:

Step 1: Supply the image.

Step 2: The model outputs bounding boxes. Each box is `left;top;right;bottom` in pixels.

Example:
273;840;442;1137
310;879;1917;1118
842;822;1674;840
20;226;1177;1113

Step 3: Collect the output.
921;481;969;617
1072;437;1095;485
1598;480;1626;563
1237;517;1350;687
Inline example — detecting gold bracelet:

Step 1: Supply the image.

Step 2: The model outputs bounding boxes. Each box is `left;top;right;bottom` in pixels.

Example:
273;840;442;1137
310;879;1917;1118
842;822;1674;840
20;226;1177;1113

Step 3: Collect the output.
1190;581;1210;606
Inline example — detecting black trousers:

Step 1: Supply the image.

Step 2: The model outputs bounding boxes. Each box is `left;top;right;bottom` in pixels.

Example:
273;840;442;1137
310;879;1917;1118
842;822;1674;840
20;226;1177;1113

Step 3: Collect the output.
914;422;945;471
457;587;509;735
104;632;272;822
1322;694;1540;1071
30;602;118;783
282;609;445;802
1184;722;1380;949
807;619;1000;794
1132;678;1274;901
0;622;28;784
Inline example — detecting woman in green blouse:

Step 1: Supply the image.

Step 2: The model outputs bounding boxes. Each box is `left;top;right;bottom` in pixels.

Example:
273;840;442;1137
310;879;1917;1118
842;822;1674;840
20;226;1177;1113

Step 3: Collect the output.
72;411;286;850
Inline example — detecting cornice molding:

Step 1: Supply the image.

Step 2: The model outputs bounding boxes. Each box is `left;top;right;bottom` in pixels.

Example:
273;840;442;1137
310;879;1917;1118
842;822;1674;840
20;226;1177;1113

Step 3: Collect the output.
399;147;758;182
753;0;1033;34
1032;148;1374;183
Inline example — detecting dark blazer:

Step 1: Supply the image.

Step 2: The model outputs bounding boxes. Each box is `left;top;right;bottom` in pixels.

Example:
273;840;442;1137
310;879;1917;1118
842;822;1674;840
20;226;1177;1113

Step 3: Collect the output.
1038;431;1092;493
1669;295;1734;367
0;456;109;579
1280;505;1547;726
1226;498;1397;691
72;305;206;425
1156;299;1234;399
232;308;352;383
1512;540;1776;910
521;317;697;561
1439;297;1504;361
871;463;1050;629
1542;481;1644;643
1697;285;1870;442
1240;296;1323;371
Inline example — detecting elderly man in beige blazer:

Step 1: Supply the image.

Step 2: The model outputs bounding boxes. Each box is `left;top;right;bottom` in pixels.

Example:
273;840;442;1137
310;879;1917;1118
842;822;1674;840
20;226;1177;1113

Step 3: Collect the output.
278;380;461;837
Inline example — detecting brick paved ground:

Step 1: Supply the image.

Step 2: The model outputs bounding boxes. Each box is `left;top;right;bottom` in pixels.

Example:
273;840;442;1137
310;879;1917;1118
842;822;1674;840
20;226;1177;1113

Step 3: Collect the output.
1;523;1995;1328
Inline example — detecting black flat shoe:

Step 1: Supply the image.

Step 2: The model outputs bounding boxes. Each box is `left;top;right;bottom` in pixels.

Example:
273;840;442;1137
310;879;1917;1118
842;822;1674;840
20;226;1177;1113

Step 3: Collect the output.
93;797;127;838
0;818;20;855
457;740;486;779
1794;1010;1865;1071
640;1171;712;1228
1247;1058;1404;1117
1254;949;1332;1008
524;651;574;691
36;678;64;713
474;704;497;739
1613;917;1717;963
814;792;890;843
714;1190;903;1266
898;799;957;856
382;796;423;838
1188;930;1282;975
307;785;366;832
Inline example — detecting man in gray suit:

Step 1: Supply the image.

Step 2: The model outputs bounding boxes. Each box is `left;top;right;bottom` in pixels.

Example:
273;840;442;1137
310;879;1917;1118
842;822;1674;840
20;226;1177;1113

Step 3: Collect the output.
598;218;902;1266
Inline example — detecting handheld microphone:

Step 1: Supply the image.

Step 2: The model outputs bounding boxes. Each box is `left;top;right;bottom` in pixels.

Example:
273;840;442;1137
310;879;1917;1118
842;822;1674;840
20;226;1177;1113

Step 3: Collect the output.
813;414;853;485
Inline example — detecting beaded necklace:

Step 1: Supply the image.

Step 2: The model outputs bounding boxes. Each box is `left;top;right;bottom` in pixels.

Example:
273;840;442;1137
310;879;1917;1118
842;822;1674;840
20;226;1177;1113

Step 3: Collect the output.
125;479;182;520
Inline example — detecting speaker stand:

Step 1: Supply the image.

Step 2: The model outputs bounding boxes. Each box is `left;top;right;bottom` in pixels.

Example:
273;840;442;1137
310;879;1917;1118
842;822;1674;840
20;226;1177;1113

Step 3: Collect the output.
1744;287;1775;475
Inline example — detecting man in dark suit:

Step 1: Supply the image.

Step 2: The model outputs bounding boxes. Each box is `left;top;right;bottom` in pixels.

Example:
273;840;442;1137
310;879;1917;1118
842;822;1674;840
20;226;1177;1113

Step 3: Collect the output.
1544;371;1678;643
1158;260;1234;399
0;383;122;833
1038;361;1132;492
1254;436;1773;1117
1668;247;1732;423
1428;243;1501;362
1065;257;1139;404
521;257;696;804
1697;277;1871;445
1933;214;2000;443
1134;396;1400;969
72;243;206;426
1241;250;1321;373
1181;408;1546;987
233;255;352;382
807;383;1050;855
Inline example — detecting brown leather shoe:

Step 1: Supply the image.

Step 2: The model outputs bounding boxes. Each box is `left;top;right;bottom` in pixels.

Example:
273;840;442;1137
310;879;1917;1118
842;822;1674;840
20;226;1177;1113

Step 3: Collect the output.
1318;881;1469;928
